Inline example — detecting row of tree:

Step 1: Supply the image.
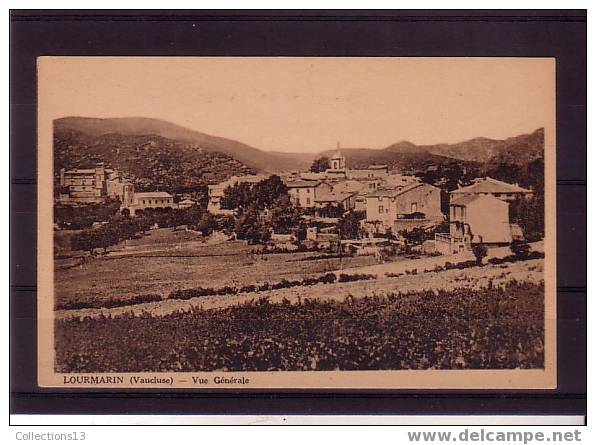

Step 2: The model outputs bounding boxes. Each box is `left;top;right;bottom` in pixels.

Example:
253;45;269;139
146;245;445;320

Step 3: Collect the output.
54;198;122;230
69;205;226;254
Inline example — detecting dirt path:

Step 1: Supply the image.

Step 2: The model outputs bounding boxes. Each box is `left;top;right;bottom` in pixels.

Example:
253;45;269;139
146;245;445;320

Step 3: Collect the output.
55;258;543;320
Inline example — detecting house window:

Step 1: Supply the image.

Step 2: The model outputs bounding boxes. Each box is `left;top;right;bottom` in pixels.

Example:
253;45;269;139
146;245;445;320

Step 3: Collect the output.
306;188;311;194
378;205;384;213
306;198;311;205
411;202;418;213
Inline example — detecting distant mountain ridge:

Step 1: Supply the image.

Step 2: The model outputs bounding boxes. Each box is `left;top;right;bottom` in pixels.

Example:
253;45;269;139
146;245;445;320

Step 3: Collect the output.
319;128;544;168
55;116;544;187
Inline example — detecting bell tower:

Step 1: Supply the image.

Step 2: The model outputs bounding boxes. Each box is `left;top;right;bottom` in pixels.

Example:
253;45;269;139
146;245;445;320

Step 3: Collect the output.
330;148;346;171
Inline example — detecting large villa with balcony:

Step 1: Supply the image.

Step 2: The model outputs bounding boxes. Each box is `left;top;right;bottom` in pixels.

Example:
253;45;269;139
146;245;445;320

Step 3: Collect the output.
435;178;530;255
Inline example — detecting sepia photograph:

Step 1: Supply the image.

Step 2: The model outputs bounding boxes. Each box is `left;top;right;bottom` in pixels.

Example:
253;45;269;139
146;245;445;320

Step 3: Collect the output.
36;57;556;389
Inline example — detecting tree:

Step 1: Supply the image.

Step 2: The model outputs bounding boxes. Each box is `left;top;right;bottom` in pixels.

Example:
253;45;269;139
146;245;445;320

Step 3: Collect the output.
252;175;288;209
196;212;216;236
71;230;93;254
471;243;488;265
220;182;253;211
310;157;330;173
220;175;289;211
337;211;365;240
216;215;236;234
294;221;308;241
510;240;530;259
320;203;344;218
269;194;301;234
510;193;544;242
485;163;523;187
399;227;429;245
234;208;271;245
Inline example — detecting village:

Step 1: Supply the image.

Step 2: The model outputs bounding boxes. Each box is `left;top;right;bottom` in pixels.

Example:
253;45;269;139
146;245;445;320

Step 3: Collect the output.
56;149;534;260
51;143;545;321
53;146;546;374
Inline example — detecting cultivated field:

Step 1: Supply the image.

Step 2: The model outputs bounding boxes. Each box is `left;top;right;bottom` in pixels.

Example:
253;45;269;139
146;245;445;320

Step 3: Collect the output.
54;228;546;372
55;281;545;372
54;228;377;309
55;257;544;319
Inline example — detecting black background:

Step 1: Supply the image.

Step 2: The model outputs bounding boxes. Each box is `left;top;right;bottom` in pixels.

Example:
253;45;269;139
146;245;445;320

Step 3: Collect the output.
10;10;587;420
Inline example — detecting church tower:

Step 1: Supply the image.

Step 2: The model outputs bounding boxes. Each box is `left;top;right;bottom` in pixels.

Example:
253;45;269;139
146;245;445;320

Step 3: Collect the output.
330;142;346;171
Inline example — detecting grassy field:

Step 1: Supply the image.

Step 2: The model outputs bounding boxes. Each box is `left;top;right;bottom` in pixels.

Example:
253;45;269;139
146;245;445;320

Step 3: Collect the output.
55;281;545;372
54;228;377;309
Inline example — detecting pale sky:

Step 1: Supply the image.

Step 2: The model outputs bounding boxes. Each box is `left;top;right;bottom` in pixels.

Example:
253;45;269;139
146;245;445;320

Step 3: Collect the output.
39;57;555;153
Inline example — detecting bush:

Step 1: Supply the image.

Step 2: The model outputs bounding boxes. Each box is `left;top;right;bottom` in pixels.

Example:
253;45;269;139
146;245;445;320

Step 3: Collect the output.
489;251;544;265
319;273;337;284
168;287;217;300
240;284;257;293
511;241;531;259
471;243;488;265
385;272;403;278
56;294;162;311
338;273;376;283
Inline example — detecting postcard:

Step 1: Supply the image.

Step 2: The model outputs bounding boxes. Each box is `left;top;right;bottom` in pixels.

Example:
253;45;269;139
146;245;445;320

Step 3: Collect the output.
37;57;556;389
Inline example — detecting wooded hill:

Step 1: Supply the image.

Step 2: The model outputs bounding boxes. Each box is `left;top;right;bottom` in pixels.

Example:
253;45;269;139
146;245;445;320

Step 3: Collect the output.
54;128;254;194
55;117;314;173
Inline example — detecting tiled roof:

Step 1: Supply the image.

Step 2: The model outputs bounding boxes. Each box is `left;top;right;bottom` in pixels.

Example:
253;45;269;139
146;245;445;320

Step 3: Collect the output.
286;179;321;188
315;190;357;203
450;193;508;207
366;182;424;199
449;195;481;206
451;177;532;195
299;172;327;180
332;180;367;194
134;191;173;198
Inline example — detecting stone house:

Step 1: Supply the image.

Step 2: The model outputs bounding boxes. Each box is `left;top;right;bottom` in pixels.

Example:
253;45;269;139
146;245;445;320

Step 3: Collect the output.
364;182;443;234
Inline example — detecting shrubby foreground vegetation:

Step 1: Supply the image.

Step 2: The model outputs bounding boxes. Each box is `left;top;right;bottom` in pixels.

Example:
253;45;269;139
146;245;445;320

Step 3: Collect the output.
55;282;544;372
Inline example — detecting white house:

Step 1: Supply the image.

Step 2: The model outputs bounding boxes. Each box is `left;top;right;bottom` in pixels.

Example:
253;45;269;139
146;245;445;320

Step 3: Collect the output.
286;180;333;208
435;194;512;255
121;188;177;216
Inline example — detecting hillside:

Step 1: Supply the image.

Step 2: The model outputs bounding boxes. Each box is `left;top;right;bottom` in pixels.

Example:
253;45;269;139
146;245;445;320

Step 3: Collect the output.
426;128;544;164
54;128;254;193
483;128;545;165
318;128;543;171
424;138;505;163
318;145;479;173
55;117;313;173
